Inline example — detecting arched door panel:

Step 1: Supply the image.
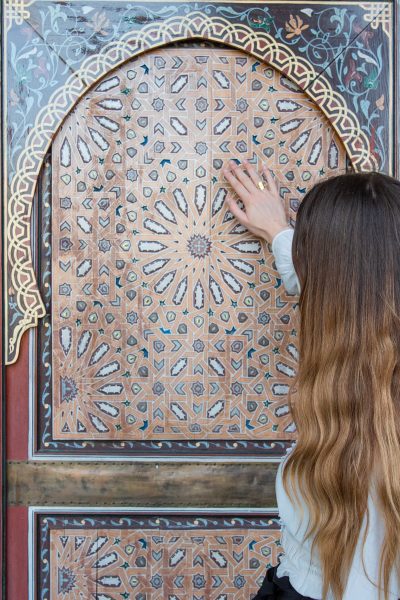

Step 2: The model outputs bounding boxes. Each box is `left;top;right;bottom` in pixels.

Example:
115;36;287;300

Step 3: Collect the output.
33;45;347;457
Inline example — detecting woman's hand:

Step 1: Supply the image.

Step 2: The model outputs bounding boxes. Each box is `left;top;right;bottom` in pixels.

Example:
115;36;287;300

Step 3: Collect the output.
222;159;290;244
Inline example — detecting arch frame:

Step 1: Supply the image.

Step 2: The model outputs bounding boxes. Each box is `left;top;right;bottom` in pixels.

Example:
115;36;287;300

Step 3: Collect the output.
5;10;375;364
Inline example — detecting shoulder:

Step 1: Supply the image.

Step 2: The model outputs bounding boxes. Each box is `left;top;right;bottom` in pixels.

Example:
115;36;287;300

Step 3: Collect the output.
275;442;312;537
275;443;297;519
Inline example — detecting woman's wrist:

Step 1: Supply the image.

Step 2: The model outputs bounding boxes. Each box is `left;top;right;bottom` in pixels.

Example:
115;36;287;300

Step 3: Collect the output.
261;223;291;244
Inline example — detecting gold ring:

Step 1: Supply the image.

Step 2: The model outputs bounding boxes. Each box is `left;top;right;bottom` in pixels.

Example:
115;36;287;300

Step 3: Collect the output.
257;180;265;190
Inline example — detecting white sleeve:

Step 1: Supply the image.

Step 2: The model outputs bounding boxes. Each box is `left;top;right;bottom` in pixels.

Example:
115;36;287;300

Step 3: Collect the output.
271;228;300;295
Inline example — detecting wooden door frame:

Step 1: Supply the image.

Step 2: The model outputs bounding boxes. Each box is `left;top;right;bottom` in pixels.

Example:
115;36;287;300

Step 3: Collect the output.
2;2;400;599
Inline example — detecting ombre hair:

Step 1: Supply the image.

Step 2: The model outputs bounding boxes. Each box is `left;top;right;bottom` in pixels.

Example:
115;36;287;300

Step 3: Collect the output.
282;171;400;600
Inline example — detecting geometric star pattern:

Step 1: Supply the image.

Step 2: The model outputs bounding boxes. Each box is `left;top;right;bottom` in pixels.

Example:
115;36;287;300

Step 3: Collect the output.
51;47;346;441
50;524;281;598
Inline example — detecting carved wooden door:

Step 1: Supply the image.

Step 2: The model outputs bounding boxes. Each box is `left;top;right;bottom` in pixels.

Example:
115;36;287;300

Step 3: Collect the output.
4;2;393;599
24;42;348;598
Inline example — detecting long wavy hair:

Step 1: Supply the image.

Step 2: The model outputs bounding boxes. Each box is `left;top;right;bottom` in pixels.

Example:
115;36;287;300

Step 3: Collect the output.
282;171;400;600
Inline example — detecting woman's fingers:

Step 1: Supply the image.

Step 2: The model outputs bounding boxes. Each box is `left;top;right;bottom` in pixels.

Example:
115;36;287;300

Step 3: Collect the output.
243;159;264;188
262;163;279;196
223;166;252;202
223;160;281;213
225;194;249;226
229;160;256;194
222;160;286;241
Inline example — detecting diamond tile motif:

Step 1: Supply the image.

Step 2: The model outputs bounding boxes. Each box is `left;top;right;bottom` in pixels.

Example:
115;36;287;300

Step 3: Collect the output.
51;47;346;441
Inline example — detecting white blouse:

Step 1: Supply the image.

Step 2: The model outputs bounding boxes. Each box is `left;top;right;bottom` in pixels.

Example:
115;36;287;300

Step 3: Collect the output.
271;228;400;599
271;227;301;296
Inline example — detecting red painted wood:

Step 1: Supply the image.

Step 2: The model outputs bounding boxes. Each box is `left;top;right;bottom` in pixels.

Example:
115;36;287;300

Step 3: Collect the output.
5;324;30;599
6;332;29;461
6;507;28;600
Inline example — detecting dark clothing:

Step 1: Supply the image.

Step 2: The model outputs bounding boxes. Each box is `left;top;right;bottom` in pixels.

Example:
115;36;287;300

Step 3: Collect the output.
251;563;317;600
252;563;400;600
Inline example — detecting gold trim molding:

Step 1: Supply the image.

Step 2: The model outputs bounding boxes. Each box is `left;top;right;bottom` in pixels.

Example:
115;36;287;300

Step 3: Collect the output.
5;10;377;364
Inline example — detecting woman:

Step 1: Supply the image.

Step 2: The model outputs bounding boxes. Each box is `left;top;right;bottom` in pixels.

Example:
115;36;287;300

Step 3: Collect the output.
222;160;400;600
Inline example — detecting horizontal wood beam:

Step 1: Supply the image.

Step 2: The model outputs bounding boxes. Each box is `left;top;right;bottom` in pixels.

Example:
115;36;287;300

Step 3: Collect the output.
7;461;278;508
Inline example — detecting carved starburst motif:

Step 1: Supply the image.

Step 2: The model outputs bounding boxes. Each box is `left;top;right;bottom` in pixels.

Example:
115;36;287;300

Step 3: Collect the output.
187;233;212;258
